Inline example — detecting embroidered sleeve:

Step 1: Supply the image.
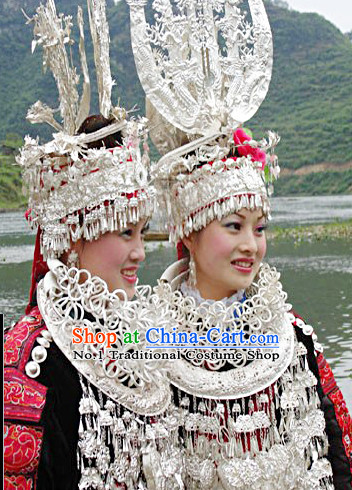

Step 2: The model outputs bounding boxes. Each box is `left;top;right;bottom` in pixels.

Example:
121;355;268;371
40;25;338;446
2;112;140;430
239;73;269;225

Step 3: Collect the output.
4;309;48;490
4;474;35;490
4;369;47;423
291;309;352;483
317;352;352;472
4;307;44;370
4;423;44;489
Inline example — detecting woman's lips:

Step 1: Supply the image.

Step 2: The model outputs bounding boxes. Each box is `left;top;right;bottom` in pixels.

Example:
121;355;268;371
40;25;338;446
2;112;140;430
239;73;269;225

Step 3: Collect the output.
121;268;138;284
231;259;254;274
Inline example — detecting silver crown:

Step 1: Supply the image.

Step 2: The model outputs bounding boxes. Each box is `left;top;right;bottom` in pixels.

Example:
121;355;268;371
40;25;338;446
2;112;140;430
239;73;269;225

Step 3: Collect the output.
153;130;280;242
128;0;278;240
18;0;156;259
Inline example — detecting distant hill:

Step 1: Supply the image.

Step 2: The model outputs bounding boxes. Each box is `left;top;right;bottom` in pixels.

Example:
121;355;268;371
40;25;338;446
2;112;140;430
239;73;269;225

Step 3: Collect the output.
0;0;351;206
252;1;352;170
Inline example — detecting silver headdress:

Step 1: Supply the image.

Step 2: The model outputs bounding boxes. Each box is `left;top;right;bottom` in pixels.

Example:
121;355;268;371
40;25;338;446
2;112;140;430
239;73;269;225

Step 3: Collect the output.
18;0;156;259
128;0;280;241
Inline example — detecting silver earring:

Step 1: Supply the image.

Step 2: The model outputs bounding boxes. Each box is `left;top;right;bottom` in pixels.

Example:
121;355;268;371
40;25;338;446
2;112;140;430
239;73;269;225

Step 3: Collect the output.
67;250;79;269
188;254;197;288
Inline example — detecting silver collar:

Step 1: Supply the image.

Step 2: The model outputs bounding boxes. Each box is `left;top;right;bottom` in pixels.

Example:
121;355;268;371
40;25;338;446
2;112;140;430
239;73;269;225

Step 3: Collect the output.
37;259;171;416
157;261;295;399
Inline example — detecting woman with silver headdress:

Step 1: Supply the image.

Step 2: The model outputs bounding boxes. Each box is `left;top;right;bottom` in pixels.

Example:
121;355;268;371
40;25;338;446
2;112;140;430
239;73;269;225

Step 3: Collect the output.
127;0;352;488
3;1;172;488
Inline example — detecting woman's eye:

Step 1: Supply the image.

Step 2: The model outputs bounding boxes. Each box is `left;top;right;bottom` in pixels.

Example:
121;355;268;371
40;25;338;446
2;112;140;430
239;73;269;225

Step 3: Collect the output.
224;222;241;231
120;229;133;238
255;224;268;234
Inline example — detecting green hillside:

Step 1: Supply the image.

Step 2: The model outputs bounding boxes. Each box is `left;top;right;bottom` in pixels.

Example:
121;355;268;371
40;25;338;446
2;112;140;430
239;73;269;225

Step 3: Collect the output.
0;0;351;208
252;1;352;169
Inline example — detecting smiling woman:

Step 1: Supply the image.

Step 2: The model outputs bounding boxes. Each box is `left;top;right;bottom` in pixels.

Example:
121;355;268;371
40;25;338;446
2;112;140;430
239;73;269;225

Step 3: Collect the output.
67;205;148;298
4;104;156;486
152;124;352;489
183;209;267;300
3;0;158;488
130;0;352;482
144;56;352;488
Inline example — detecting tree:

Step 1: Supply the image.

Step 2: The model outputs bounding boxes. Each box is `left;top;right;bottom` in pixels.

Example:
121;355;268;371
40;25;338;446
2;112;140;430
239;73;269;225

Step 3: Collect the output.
345;31;352;42
0;133;23;155
268;0;289;9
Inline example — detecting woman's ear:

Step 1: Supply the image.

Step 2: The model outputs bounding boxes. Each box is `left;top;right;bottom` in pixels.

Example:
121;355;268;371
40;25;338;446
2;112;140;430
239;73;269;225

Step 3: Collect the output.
60;239;82;266
182;233;195;255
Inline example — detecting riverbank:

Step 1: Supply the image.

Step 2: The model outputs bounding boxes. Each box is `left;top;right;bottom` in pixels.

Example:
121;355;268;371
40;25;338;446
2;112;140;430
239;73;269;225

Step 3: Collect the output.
268;220;352;242
0;207;26;213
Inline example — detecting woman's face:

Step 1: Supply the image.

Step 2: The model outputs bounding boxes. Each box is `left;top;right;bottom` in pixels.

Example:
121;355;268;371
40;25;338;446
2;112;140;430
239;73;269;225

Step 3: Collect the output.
184;208;267;300
76;220;148;299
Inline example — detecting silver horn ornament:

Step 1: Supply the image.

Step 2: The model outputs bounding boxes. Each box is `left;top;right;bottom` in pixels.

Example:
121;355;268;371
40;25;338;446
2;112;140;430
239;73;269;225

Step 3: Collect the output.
127;0;273;135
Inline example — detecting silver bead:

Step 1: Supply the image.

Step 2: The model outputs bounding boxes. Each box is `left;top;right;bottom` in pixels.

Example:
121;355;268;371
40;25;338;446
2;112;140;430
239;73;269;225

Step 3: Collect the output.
41;330;53;341
32;345;47;363
315;342;324;353
287;313;295;323
25;361;40;378
295;318;305;329
303;324;313;336
37;337;50;348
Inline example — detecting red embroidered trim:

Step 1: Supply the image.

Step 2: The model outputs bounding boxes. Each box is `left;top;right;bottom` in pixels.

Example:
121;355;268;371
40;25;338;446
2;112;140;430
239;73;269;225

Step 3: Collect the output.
4;368;47;423
317;353;352;472
4;307;44;369
4;323;32;366
4;307;48;489
4;474;34;490
4;423;43;475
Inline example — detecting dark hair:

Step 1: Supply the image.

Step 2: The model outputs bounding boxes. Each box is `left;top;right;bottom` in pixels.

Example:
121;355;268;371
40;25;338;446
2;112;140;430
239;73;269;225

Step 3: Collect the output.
77;114;123;149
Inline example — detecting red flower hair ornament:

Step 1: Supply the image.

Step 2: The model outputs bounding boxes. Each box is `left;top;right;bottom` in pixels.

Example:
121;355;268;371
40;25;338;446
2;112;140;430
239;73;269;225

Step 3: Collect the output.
233;128;267;170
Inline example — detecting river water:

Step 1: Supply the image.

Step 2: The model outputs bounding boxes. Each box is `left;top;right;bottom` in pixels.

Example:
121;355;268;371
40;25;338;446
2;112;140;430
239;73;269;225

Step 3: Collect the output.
1;195;351;409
